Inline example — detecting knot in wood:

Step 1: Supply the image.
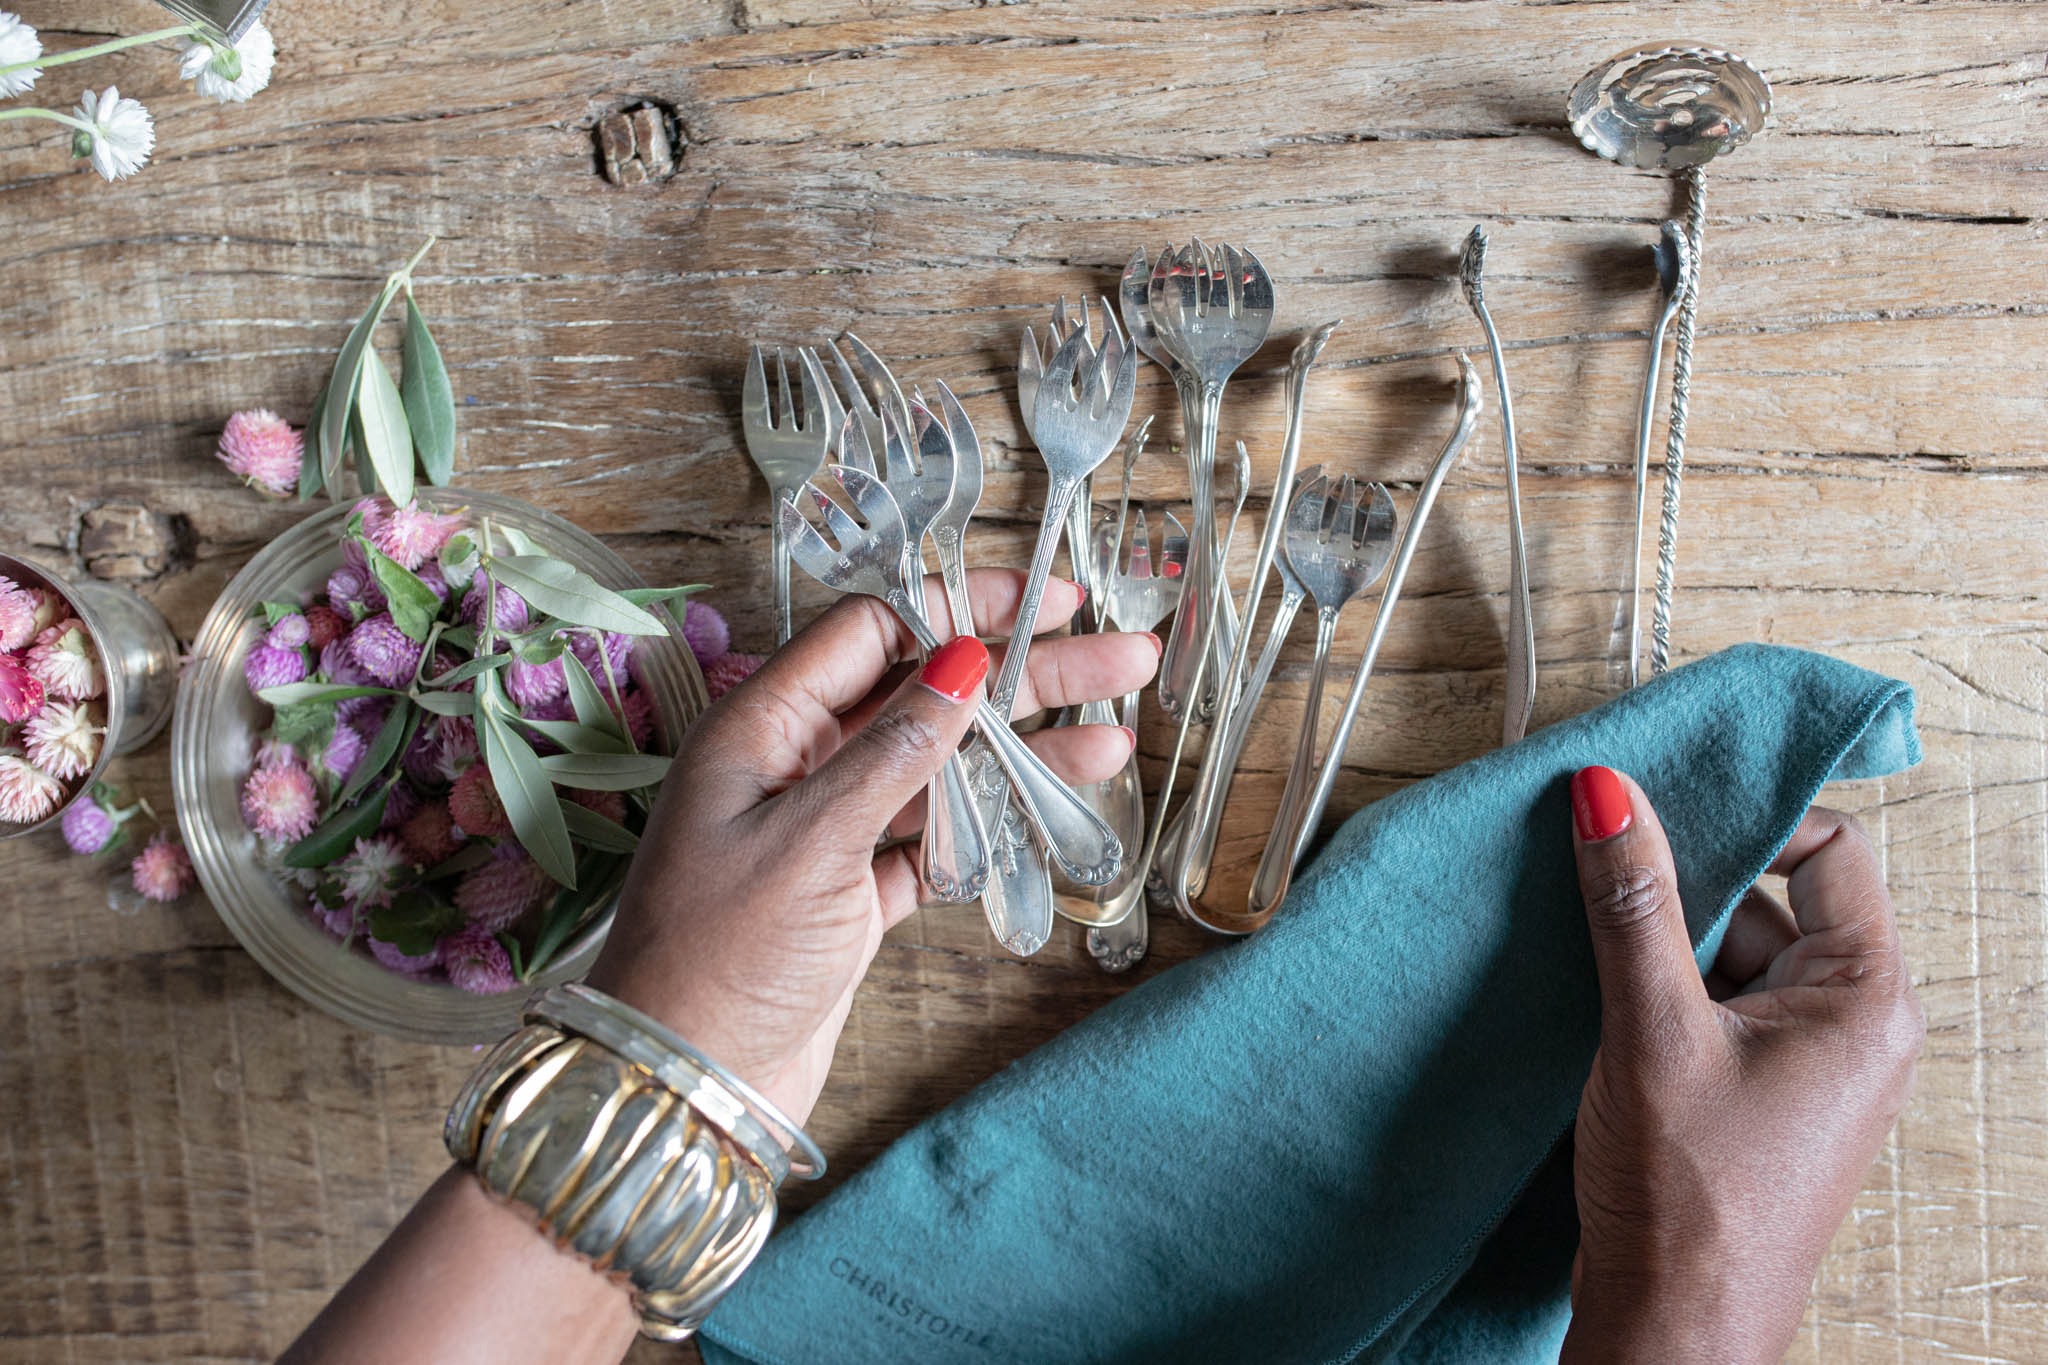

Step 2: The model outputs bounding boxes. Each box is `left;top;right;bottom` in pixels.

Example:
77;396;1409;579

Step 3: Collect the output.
78;503;192;582
596;102;679;185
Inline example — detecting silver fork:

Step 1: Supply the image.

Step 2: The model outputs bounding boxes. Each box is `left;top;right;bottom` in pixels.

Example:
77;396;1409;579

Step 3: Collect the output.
831;333;915;480
1146;240;1276;721
1245;474;1398;921
914;380;982;640
1019;299;1096;619
741;344;840;645
779;467;1122;893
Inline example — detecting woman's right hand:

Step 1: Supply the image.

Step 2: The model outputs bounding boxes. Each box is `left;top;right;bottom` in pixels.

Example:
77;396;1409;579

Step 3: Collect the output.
1561;766;1925;1363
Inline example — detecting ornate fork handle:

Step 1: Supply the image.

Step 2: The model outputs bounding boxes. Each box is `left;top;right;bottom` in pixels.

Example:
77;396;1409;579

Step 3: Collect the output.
1157;381;1234;720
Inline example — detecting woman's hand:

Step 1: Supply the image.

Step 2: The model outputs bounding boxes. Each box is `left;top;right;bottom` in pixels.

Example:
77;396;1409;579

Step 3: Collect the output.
1560;766;1925;1363
587;569;1157;1124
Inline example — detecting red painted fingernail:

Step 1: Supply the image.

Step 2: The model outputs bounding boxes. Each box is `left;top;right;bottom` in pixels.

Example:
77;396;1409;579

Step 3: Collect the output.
1162;562;1183;579
1071;579;1087;605
1571;766;1634;842
919;636;989;702
1142;631;1163;657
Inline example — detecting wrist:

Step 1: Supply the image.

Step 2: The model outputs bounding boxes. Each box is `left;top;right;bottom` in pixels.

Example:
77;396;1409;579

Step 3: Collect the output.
1567;1264;1791;1365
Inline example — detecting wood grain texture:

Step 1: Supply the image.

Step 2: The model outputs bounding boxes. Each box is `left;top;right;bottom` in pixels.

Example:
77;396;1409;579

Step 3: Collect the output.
0;1;2041;1360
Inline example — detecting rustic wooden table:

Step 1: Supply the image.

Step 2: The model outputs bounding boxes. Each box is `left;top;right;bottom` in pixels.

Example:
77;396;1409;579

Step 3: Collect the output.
1;1;2042;1360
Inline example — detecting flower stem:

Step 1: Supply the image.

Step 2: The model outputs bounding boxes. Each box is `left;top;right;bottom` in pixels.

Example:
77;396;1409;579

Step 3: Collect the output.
393;235;439;294
0;106;100;139
0;25;201;84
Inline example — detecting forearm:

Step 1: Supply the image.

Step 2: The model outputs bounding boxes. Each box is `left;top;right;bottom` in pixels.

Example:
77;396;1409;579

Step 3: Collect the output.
281;1166;639;1365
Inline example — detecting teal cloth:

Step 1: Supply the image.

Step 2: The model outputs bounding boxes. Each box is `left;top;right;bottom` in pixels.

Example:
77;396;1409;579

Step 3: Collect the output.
699;644;1921;1365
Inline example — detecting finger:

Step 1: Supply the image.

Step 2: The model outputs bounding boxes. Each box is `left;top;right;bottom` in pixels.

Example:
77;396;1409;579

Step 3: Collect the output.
1019;722;1138;787
835;631;1160;736
1569;765;1711;1058
772;635;987;845
1769;806;1902;960
1704;886;1798;1000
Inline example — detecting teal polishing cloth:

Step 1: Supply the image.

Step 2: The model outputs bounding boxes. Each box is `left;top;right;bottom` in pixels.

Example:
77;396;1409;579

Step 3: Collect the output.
699;644;1920;1365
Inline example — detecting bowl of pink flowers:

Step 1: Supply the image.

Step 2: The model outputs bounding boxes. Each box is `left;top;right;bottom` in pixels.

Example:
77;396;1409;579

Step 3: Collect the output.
0;554;179;838
172;489;711;1044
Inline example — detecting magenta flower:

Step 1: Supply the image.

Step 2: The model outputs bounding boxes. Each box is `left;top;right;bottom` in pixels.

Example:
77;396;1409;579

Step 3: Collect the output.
61;794;118;853
25;619;102;701
378;779;421;831
459;581;528;634
131;834;195;902
0;653;45;724
265;613;310;650
442;925;516;995
703;650;766;702
303;604;347;650
433;717;479;784
368;936;440;978
455;844;549;932
217;409;303;495
346;613;423;689
244;643;308;693
241;757;318;843
520;693;574;724
335;834;407;910
415;558;449;602
320;723;365;785
326;543;386;617
23;699;100;781
504;654;565;709
614;688;656;747
569;630;634;682
0;574;35;652
680;600;729;668
356;497;466;572
0;750;61;824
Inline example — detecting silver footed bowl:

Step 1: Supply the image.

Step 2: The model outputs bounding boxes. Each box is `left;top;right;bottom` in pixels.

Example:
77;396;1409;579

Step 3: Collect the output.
171;488;706;1044
1569;43;1773;171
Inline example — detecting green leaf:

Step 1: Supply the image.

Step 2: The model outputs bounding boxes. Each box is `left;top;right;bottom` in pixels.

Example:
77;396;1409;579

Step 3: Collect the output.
523;851;624;981
485;555;665;636
499;932;526;981
559;653;626;740
495;523;542;557
356;348;416;505
300;387;328;501
617;584;711;608
340;701;421;809
421;840;494;882
537;751;672;791
439;533;479;591
479;705;577;887
516;715;630;755
556;797;639;852
368;889;466;957
350;404;378;498
259;600;302;627
401;294;457;487
361;542;440;644
320;278;400;489
424;651;510;688
269;699;338;749
413;690;475;717
258;682;399;706
284;788;389;868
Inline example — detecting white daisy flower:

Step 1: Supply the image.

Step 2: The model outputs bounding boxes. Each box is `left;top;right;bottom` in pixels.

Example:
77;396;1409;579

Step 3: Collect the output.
22;700;100;781
71;86;155;182
0;11;42;98
179;20;274;104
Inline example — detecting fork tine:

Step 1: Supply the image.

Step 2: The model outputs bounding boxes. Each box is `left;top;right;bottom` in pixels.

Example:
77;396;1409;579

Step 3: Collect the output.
1225;243;1246;318
778;497;839;578
829;463;899;529
796;346;841;444
743;344;770;431
811;478;867;549
840;399;878;475
773;347;797;430
1127;503;1152;579
829;340;878;421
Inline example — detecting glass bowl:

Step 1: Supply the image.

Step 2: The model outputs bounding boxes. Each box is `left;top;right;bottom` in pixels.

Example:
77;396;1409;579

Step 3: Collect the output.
172;488;707;1044
0;553;179;839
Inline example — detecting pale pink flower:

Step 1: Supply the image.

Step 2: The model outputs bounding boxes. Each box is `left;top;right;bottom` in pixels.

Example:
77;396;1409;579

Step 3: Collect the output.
335;835;408;910
22;700;99;781
356;497;466;572
0;653;43;723
680;600;729;667
0;574;35;651
0;750;60;824
130;835;194;901
25;619;102;700
241;757;318;843
216;409;301;494
442;925;516;995
61;793;118;853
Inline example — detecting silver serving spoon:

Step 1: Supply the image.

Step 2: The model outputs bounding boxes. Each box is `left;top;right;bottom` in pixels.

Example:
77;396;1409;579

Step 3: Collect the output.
1571;42;1773;675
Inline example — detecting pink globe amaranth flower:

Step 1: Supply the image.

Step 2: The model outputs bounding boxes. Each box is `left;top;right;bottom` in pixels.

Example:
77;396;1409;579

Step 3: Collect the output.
448;763;511;838
61;794;119;854
434;716;479;785
253;737;298;769
613;688;656;748
327;543;386;617
0;750;62;824
335;834;408;910
378;778;422;831
25;620;102;701
244;643;308;693
455;844;550;932
401;723;447;787
320;723;366;786
399;799;463;866
356;497;466;572
264;613;310;650
23;699;100;781
521;693;574;724
25;589;61;637
0;653;46;724
442;924;516;996
217;409;303;495
131;834;195;902
0;574;35;652
311;896;359;940
680;600;729;668
703;650;766;702
316;635;361;684
368;936;439;978
460;581;528;634
346;613;423;690
569;630;635;682
303;604;347;650
566;786;627;825
415;558;449;602
241;756;318;843
504;654;565;709
338;693;391;732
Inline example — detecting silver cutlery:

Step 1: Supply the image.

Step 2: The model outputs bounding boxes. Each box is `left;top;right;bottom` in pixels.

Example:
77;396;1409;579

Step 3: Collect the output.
1621;222;1694;689
740;344;839;645
778;466;1119;891
1459;227;1536;745
1019;299;1098;629
1140;240;1275;721
914;380;983;641
1571;43;1772;675
1245;474;1398;922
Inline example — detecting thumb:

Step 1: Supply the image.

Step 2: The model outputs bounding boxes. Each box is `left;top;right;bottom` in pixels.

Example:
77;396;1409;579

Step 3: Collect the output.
796;634;986;839
1570;765;1710;1060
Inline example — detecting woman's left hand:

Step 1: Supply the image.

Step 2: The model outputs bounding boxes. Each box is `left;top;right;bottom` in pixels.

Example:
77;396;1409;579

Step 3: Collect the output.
588;569;1155;1124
